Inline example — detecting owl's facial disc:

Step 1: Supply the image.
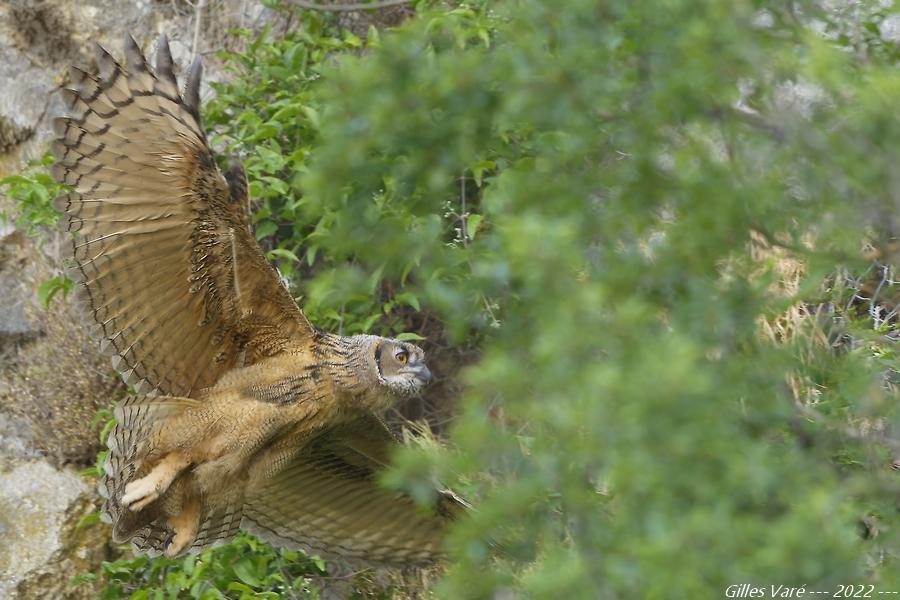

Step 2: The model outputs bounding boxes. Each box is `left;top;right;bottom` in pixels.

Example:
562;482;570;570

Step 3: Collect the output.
376;340;432;395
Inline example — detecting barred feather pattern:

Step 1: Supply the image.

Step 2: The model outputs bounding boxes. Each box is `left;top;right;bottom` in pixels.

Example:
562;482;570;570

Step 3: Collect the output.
53;34;313;398
102;398;174;543
242;416;467;565
124;498;244;557
128;493;244;557
101;394;246;556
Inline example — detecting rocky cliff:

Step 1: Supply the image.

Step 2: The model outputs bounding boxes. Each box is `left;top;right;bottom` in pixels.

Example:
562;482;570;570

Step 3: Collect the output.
0;2;266;596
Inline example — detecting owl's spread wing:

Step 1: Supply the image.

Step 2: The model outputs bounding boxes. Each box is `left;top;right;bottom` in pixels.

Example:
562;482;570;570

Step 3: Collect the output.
242;415;468;565
52;35;314;397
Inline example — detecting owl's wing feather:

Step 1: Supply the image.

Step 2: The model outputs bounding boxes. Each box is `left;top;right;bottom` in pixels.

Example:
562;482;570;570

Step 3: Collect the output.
53;35;314;397
242;416;467;565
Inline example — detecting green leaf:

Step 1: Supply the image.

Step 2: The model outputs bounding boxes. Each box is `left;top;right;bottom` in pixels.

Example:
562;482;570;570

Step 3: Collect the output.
99;418;115;444
37;275;74;309
395;292;421;311
301;105;320;129
467;213;484;238
311;556;326;572
367;25;381;49
254;220;278;240
471;160;495;186
182;554;196;576
344;33;363;48
256;145;286;172
90;408;112;429
306;245;319;266
396;332;426;342
233;558;261;588
266;248;300;263
0;175;31;186
74;511;100;530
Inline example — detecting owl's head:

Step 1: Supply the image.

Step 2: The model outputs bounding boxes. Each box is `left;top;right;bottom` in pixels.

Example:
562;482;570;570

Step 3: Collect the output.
365;337;433;397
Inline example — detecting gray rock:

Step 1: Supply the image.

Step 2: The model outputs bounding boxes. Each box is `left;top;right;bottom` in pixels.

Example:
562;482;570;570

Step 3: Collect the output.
0;413;38;467
0;460;110;600
0;271;41;343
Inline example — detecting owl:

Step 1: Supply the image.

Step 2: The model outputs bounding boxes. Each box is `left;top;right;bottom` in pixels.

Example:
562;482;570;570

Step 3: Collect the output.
51;34;465;563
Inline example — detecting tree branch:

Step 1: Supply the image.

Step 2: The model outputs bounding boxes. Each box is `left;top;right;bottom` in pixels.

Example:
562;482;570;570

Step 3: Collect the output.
191;0;206;59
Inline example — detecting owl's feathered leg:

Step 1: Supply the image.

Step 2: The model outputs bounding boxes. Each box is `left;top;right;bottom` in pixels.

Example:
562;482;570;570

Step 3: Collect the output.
164;492;201;557
122;452;191;511
102;394;255;557
102;395;206;556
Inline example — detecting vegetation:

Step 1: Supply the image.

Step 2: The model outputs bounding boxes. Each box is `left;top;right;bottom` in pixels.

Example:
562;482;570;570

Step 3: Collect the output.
72;533;329;600
8;0;900;597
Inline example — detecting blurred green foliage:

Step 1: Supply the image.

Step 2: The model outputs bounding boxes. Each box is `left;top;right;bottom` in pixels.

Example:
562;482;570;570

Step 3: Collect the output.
72;533;328;600
8;0;900;597
203;17;428;337
0;153;64;234
301;0;900;597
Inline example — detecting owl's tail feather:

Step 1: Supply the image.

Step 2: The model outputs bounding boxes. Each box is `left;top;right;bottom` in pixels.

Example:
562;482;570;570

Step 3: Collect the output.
100;395;202;553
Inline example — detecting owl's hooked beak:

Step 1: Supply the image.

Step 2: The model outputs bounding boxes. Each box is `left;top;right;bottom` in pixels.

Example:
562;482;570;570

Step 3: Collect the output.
405;363;433;387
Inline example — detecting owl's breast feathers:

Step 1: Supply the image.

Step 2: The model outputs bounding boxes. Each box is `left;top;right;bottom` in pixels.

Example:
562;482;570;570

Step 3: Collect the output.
196;349;375;452
208;337;367;408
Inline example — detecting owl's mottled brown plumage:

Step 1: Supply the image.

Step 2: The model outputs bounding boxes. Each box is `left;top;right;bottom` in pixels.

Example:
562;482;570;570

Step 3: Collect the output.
52;34;465;564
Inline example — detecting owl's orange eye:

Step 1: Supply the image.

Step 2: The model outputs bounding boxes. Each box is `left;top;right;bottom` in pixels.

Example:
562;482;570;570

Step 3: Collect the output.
395;350;409;365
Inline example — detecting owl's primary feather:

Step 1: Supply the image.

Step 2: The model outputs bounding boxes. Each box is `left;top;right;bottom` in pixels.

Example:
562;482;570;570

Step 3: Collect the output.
53;34;463;564
53;35;312;396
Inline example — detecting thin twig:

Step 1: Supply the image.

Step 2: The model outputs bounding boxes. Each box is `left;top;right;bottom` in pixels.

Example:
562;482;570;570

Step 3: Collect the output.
288;0;411;11
459;173;468;247
191;0;206;59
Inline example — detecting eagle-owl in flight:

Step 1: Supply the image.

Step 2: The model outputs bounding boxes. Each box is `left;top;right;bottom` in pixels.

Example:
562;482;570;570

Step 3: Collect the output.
51;34;464;563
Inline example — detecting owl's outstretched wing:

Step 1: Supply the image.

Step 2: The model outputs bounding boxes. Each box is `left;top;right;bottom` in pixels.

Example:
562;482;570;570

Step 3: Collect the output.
52;35;314;397
242;415;468;565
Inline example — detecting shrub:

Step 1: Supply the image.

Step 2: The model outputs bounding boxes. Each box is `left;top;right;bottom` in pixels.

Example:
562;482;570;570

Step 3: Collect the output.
301;0;900;596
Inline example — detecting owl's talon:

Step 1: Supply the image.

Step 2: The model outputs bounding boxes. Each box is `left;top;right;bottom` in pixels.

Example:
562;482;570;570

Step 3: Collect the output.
128;493;159;512
164;529;191;558
122;477;160;511
121;453;191;512
163;495;201;558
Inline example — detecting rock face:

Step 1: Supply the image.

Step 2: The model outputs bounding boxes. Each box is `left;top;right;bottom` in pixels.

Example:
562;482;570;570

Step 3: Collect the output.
0;269;40;342
0;458;111;600
0;409;113;599
0;0;256;175
0;227;120;467
0;226;116;600
0;232;41;351
0;2;270;596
